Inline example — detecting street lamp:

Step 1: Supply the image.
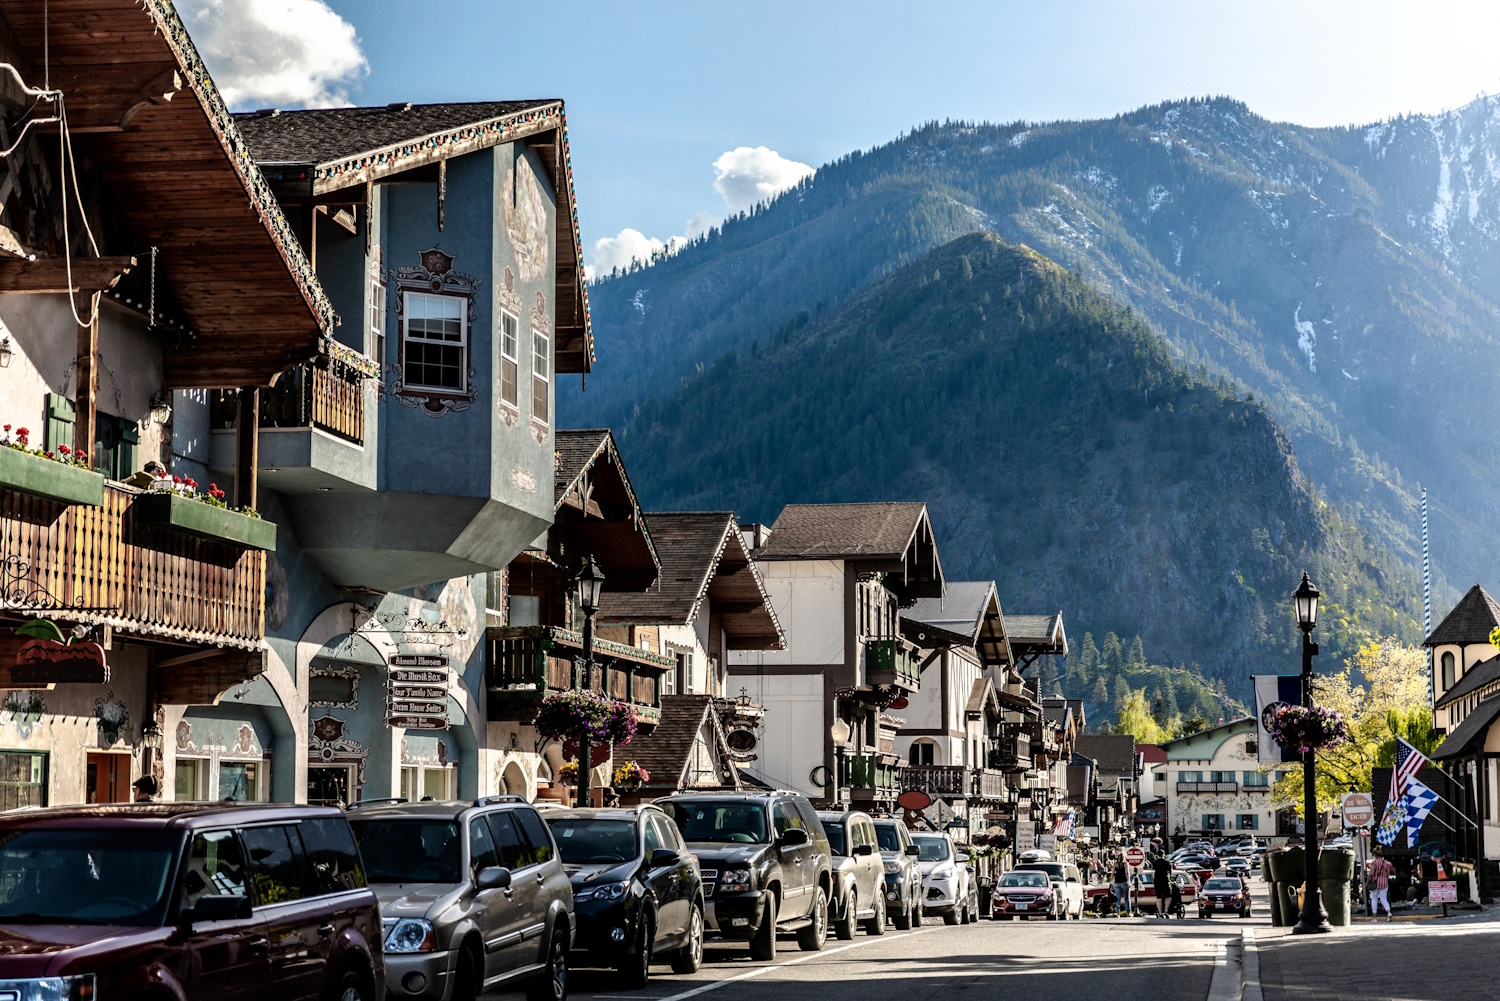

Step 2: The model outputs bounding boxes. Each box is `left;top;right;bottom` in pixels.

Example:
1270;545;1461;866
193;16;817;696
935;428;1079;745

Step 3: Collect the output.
574;556;605;809
1291;571;1330;934
830;717;851;807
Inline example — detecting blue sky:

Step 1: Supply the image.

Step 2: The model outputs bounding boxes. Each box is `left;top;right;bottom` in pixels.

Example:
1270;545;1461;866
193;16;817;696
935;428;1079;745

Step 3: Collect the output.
185;0;1500;272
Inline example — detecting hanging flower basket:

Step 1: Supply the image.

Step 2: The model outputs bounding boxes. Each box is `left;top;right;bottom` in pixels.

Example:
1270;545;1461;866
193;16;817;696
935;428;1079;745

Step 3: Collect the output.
535;689;640;746
613;761;650;790
1265;704;1348;754
604;700;639;747
557;760;579;787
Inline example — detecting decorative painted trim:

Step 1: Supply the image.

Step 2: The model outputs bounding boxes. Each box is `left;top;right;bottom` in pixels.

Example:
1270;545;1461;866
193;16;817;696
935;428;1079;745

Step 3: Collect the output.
389;248;482;417
141;0;336;337
309;662;361;710
309;713;368;788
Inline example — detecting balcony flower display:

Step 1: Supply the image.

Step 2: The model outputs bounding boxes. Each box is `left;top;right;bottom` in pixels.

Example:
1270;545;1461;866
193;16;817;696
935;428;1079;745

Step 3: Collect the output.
149;472;261;519
1;426;89;468
612;761;650;789
536;689;640;747
1265;703;1348;754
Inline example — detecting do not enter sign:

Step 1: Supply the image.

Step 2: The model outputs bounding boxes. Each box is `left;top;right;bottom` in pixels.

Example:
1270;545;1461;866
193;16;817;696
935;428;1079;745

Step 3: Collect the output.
1342;792;1374;829
1125;846;1145;867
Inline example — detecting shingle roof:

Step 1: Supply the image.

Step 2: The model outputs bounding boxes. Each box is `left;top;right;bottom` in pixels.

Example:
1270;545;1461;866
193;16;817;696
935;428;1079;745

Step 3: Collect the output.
965;679;999;717
1432;693;1500;761
902;581;1012;669
1006;614;1064;645
554;430;613;507
627;695;727;790
760;502;928;560
548;430;659;589
1041;698;1071;728
234;101;558;167
596;513;784;649
1074;734;1138;775
1427;585;1500;647
1434;653;1500;709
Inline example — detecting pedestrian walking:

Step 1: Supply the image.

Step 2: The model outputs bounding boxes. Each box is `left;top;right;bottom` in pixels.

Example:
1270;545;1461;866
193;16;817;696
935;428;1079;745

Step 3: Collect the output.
1367;847;1394;923
1151;852;1172;919
132;775;157;803
1112;853;1130;917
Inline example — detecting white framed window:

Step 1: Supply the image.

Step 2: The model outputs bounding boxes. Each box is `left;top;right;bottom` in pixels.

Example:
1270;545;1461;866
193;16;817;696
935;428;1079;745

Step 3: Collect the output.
531;326;549;424
401;765;455;802
500;310;520;409
175;757;207;801
403;291;467;392
218;760;265;802
368;267;386;364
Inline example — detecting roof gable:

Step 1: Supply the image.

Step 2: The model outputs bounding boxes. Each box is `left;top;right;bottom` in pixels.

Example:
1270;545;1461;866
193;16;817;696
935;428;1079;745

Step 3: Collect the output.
1433;693;1500;760
1073;734;1138;774
551;429;658;590
759;501;944;599
1435;652;1500;708
627;695;739;790
902;581;1013;668
1427;585;1500;647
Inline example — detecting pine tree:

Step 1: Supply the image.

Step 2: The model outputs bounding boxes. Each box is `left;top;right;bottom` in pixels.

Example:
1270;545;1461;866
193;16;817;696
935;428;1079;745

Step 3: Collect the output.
1102;632;1124;672
1128;635;1146;668
1092;676;1109;704
1163;684;1180;720
1038;656;1060;697
1112;676;1131;714
1152;691;1167;727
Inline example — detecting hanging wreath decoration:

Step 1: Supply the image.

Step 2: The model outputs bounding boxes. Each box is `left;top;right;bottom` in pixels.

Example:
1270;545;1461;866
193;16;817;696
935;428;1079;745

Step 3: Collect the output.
1265;703;1348;754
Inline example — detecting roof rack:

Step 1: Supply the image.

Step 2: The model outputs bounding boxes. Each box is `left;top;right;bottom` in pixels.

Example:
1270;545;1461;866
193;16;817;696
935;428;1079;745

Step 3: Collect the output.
473;795;527;807
347;797;409;809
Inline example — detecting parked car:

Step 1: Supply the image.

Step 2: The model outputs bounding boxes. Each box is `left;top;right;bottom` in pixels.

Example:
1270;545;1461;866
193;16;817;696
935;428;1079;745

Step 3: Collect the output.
0;802;384;1000
1222;856;1252;877
1199;876;1252;918
1134;870;1199;915
817;811;890;938
1012;861;1085;920
872;818;922;929
544;806;704;985
990;869;1057;920
348;797;571;1001
911;833;975;925
658;792;832;959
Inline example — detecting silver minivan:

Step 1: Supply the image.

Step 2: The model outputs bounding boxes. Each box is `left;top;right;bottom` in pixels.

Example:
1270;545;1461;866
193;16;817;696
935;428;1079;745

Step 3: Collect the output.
349;798;574;1001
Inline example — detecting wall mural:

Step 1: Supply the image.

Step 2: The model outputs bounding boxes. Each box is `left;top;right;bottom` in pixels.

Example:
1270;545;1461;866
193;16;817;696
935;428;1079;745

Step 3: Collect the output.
94;693;130;748
504;157;550;285
309;714;368;788
389;248;483;418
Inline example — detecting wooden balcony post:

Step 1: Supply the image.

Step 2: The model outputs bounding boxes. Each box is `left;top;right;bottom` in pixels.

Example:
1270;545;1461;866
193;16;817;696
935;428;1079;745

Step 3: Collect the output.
235;388;259;510
73;297;99;461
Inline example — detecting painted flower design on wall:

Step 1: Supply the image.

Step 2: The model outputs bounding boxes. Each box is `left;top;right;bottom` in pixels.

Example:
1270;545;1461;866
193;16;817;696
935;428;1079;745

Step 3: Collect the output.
504;158;550;284
94;693;129;748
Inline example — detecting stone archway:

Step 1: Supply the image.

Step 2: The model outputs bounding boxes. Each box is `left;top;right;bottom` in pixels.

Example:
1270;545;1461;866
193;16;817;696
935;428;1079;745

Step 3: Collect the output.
501;760;529;798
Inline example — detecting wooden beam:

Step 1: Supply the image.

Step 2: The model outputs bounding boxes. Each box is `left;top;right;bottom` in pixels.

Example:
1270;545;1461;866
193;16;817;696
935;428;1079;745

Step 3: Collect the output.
235;389;259;510
0;256;136;293
74;297;98;463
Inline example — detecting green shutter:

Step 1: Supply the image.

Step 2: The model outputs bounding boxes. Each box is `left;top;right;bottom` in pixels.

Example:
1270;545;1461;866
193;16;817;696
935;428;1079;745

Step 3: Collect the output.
44;394;74;453
116;417;139;480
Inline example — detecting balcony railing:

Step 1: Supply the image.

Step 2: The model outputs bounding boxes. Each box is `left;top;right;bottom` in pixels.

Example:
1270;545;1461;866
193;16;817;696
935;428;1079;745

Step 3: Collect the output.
1177;781;1238;793
865;637;919;691
971;768;1006;801
486;625;669;727
212;353;371;446
1242;782;1271;793
0;483;265;648
993;733;1033;773
845;754;900;797
900;764;967;797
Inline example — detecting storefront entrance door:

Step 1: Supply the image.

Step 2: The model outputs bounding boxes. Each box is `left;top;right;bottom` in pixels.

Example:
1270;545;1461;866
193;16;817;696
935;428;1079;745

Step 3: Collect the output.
86;753;130;803
307;765;353;807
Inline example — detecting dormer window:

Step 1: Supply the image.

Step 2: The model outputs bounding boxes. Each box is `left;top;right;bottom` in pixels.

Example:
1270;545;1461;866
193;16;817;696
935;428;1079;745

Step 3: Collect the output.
1442;651;1456;691
403;291;466;392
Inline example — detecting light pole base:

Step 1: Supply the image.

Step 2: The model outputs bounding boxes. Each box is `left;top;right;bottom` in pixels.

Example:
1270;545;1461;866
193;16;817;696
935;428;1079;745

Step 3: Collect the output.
1291;918;1332;934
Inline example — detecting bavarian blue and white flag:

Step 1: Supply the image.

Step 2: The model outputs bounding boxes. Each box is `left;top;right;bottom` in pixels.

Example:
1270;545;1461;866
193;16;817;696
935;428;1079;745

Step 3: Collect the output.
1375;796;1407;847
1252;675;1303;763
1404;780;1439;849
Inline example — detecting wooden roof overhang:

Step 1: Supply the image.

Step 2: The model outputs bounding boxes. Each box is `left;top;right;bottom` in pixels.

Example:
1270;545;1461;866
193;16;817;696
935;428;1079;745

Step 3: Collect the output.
3;0;332;388
255;102;592;375
552;434;659;592
976;591;1014;671
703;522;785;651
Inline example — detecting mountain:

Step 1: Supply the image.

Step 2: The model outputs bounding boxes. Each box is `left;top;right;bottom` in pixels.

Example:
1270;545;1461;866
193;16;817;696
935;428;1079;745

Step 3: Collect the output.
568;95;1500;602
612;232;1422;685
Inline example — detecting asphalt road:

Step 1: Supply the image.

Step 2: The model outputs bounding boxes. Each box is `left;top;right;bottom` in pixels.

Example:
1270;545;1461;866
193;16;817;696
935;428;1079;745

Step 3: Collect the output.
485;880;1273;1001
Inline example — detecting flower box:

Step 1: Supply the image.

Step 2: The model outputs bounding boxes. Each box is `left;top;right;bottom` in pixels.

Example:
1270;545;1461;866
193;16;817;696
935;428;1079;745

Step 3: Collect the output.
0;447;105;506
134;493;277;551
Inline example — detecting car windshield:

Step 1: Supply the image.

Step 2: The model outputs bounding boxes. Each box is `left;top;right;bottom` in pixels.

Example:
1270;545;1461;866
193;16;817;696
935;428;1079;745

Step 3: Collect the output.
547;819;638;864
1019;863;1064;878
0;828;178;925
350;819;461;884
999;872;1048;888
873;824;904;853
912;836;950;862
1205;878;1242;891
822;822;847;856
661;802;769;844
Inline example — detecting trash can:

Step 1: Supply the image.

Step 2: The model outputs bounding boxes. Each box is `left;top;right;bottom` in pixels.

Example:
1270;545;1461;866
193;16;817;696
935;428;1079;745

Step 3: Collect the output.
1320;878;1350;926
1318;847;1356;881
1267;881;1285;926
979;882;993;918
1267;846;1305;884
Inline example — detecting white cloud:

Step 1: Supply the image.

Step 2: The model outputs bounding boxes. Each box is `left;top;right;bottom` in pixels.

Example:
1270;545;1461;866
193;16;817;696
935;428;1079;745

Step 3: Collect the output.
592;228;666;276
712;146;815;215
685;211;717;239
178;0;368;110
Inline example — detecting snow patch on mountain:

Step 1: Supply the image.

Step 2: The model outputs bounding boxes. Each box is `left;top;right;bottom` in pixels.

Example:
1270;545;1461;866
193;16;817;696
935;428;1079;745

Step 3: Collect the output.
1294;304;1317;373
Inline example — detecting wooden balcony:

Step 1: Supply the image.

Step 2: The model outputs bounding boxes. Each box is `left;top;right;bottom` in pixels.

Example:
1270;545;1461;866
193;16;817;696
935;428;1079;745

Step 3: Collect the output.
901;764;967;798
486;625;668;728
865;637;919;692
0;482;265;649
1177;781;1238;793
214;356;368;445
971;767;1006;801
845;754;900;800
993;732;1033;773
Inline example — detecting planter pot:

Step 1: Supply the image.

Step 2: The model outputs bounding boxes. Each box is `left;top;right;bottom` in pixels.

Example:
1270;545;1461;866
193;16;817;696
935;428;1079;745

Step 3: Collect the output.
618;778;642;793
0;448;104;506
135;493;276;550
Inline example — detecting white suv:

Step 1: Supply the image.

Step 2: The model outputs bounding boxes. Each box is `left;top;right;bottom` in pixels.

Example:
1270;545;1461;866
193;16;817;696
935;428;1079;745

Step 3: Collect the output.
911;833;976;925
1012;861;1084;920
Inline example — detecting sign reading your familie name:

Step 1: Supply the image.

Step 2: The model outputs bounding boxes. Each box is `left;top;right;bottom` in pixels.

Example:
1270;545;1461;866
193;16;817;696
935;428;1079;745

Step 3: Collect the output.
386;654;451;730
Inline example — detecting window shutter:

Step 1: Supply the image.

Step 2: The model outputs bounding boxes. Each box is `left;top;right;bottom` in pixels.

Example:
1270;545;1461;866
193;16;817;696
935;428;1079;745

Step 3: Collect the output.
45;394;75;453
116;417;140;480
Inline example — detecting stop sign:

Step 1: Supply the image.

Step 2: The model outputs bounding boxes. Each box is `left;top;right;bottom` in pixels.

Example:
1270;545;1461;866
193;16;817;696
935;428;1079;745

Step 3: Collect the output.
1342;792;1374;828
1125;846;1145;867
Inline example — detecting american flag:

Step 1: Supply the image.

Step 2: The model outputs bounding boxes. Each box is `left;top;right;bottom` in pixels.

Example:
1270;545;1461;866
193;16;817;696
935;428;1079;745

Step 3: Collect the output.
1389;737;1428;804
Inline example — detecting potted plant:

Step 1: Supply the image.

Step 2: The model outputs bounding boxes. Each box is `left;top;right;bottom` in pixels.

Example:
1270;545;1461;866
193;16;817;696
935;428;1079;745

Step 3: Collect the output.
536;689;612;742
557;759;580;787
1265;704;1349;754
612;761;650;791
135;474;276;550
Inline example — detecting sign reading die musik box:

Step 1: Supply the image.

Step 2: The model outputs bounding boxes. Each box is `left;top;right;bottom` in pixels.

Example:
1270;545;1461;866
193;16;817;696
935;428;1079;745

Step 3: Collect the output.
387;654;450;730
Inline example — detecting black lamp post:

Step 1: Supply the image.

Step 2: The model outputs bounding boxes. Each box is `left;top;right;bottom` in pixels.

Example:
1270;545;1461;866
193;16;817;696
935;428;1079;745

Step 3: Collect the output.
1291;571;1331;934
574;556;605;809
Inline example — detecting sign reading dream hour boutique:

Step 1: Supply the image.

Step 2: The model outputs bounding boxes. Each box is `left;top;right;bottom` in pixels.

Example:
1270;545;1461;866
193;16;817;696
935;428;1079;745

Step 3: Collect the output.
387;654;450;730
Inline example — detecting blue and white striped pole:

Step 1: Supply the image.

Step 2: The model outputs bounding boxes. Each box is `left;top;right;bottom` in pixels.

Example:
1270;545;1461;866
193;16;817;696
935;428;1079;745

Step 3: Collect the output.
1422;487;1431;639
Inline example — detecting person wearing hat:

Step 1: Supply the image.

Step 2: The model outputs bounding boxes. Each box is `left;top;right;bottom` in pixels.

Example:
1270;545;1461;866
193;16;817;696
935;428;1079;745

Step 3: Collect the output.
132;775;158;803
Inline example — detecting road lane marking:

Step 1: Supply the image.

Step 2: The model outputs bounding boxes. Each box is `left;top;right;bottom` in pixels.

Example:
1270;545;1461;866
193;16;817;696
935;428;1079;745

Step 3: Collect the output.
1206;936;1239;1001
651;928;937;1001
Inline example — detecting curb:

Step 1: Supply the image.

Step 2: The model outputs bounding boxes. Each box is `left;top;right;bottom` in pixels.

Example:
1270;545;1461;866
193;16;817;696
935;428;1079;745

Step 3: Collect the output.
1241;929;1261;1001
1207;933;1243;1001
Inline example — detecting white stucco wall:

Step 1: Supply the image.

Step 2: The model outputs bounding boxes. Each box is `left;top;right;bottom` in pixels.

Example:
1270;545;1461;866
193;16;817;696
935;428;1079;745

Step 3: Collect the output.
741;672;824;798
730;560;843;667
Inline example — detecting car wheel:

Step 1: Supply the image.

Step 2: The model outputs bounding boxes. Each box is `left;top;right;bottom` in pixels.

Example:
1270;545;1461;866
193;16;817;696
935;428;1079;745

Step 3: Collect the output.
618;912;653;989
749;893;777;961
892;893;912;931
330;966;373;1001
451;942;483;1001
865;888;886;936
797;887;828;951
525;928;568;1001
943;906;960;926
834;889;857;941
671;903;705;975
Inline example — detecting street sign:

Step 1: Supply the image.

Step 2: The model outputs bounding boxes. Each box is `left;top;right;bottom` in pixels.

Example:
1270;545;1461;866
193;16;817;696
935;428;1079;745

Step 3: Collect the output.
1016;822;1036;850
1341;792;1374;829
1125;846;1145;868
1038;834;1057;853
387;655;450;730
1428;880;1458;904
390;655;448;669
387;714;449;730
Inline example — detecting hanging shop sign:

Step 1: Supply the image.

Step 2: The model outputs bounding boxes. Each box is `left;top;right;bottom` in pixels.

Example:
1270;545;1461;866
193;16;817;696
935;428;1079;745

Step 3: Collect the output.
387;654;450;730
10;620;108;685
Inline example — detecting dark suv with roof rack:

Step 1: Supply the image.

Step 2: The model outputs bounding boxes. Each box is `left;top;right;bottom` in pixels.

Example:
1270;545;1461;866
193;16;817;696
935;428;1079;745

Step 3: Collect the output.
0;801;383;1001
347;796;572;1001
658;791;832;960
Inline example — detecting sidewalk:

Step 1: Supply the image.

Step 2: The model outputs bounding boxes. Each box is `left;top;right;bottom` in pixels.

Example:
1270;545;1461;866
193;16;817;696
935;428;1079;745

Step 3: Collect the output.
1253;918;1500;1000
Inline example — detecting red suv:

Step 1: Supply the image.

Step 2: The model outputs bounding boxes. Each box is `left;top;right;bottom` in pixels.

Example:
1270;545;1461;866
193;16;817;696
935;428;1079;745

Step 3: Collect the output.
0;802;384;1000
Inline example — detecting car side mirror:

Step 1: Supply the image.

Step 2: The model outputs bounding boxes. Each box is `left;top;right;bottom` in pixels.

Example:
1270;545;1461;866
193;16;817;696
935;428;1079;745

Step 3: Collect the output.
183;894;252;925
905;845;920;856
854;844;874;857
649;849;681;869
1066;876;1079;883
777;828;809;849
476;866;512;891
